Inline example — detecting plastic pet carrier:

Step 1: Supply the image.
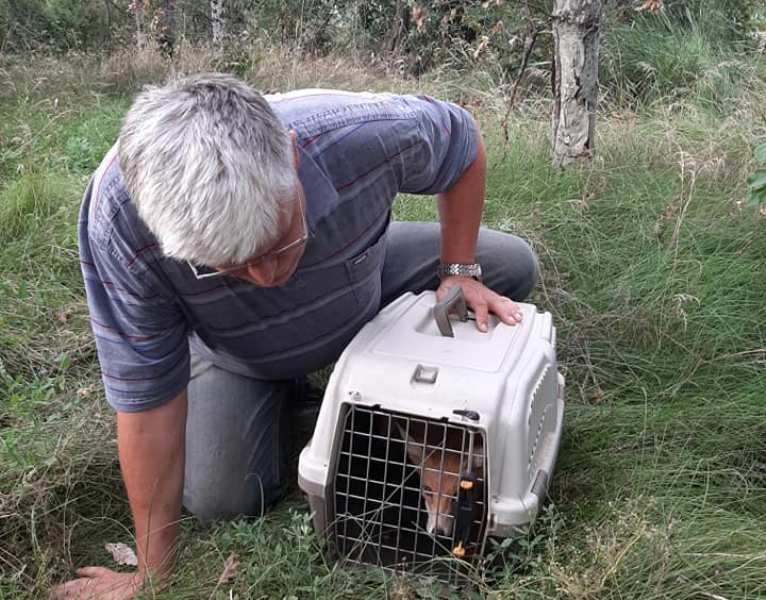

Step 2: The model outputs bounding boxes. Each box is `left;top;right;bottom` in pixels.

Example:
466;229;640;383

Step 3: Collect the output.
298;288;565;578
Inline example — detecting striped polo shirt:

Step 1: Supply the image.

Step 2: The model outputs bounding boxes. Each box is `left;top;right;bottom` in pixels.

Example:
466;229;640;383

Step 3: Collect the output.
78;90;477;412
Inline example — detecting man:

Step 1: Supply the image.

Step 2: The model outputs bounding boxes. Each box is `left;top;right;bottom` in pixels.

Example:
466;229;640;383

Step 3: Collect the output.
55;74;537;599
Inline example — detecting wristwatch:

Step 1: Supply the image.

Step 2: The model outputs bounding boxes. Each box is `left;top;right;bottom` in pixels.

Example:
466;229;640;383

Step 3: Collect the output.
437;262;483;281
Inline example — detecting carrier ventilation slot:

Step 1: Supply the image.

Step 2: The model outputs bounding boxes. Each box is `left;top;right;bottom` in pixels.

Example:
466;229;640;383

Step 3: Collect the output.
330;404;487;581
527;365;555;477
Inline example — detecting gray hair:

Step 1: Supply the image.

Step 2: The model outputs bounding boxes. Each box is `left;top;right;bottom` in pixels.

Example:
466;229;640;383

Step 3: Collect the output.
118;72;297;266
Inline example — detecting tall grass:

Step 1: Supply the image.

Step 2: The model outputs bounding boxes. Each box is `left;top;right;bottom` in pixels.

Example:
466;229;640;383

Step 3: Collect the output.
601;8;757;110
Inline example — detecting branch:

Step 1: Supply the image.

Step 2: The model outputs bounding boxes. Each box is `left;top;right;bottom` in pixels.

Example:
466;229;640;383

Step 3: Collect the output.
501;4;540;144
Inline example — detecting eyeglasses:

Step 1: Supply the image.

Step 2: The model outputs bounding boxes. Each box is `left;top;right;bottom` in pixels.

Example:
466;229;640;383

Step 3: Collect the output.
187;195;309;280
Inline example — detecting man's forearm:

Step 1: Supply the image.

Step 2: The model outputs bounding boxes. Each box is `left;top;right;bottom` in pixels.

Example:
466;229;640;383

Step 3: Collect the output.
117;389;187;583
437;120;487;265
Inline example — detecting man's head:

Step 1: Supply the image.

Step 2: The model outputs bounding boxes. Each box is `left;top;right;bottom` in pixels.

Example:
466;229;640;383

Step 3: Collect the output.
118;73;301;274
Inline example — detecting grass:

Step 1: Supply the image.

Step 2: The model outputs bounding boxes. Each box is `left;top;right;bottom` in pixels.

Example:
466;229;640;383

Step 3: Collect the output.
599;5;756;111
1;40;765;599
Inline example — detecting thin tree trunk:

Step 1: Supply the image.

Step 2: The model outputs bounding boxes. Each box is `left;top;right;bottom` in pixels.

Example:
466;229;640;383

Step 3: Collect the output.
383;0;409;54
133;1;147;50
551;0;601;168
502;0;539;143
157;0;176;57
103;0;112;34
211;0;225;45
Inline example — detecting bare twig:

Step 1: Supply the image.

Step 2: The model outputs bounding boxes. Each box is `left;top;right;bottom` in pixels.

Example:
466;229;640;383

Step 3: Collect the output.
502;1;540;144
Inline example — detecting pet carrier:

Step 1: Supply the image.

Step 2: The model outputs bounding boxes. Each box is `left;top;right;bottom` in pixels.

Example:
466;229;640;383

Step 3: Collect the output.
298;288;564;576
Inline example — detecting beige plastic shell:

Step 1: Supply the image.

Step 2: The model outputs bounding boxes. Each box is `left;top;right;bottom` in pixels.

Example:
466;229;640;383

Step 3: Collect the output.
298;291;565;540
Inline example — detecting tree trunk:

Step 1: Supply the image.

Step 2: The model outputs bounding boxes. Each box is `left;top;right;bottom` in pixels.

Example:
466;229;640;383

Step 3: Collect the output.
133;1;147;50
383;0;409;54
157;0;176;57
211;0;225;45
551;0;601;168
103;0;112;34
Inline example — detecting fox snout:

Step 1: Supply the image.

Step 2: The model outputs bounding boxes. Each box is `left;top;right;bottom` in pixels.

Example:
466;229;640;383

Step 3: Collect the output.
398;424;483;538
423;484;457;536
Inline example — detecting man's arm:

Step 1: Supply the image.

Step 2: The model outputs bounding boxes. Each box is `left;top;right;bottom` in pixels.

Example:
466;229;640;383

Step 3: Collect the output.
437;117;486;267
436;119;524;331
53;389;187;600
120;388;187;582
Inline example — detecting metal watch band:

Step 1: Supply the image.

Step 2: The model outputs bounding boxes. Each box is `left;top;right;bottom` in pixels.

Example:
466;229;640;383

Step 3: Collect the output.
437;262;483;281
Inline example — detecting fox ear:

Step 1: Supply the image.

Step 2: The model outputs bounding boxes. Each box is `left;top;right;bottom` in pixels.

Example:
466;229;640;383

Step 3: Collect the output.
406;440;424;466
396;423;424;465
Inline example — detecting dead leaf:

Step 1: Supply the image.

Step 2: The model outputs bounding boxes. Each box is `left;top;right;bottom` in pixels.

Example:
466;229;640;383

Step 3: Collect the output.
217;552;239;585
411;5;426;33
105;543;137;567
637;0;663;13
55;308;71;323
77;384;98;398
473;35;490;59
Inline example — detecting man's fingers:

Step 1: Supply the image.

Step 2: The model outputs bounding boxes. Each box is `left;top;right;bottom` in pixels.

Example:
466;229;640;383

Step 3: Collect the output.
472;301;489;332
436;278;523;331
51;577;94;600
50;581;71;599
76;567;111;578
492;296;522;325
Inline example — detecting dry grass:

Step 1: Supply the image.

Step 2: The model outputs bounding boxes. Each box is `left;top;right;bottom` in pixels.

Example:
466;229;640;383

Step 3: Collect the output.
98;38;407;96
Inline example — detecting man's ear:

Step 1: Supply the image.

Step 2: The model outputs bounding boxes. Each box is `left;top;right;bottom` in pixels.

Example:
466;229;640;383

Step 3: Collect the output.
396;423;424;465
289;130;300;170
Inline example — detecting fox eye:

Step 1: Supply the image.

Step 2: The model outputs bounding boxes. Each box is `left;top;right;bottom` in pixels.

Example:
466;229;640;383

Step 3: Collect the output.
423;486;433;496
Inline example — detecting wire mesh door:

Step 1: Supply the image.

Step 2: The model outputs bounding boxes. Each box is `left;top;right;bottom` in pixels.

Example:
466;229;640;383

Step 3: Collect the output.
330;403;487;580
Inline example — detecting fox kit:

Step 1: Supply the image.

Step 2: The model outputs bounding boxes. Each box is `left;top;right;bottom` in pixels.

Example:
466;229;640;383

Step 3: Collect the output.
398;424;484;537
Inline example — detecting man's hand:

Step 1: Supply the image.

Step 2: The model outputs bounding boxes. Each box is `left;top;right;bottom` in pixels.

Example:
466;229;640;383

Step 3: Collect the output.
51;567;143;600
436;276;523;332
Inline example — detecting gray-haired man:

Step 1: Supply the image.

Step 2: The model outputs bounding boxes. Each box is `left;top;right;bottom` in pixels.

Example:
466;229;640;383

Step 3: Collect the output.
56;74;537;598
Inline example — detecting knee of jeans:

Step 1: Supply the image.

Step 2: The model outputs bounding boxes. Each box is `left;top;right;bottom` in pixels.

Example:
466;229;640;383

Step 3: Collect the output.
514;247;539;301
184;472;286;523
496;243;538;301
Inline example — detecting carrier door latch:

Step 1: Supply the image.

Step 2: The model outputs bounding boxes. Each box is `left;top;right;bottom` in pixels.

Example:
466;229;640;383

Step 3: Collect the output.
452;472;478;558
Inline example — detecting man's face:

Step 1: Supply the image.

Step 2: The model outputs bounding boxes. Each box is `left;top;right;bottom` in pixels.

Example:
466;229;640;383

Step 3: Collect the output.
215;129;307;287
223;184;308;287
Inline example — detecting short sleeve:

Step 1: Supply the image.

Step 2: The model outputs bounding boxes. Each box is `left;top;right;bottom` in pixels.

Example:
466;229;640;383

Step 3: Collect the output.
398;95;478;195
79;186;190;412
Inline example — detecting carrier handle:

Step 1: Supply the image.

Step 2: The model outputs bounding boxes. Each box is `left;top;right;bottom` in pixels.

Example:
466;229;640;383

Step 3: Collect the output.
433;286;468;338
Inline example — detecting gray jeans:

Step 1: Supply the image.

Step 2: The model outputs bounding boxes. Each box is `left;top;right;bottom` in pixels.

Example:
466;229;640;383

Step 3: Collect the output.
183;222;537;521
